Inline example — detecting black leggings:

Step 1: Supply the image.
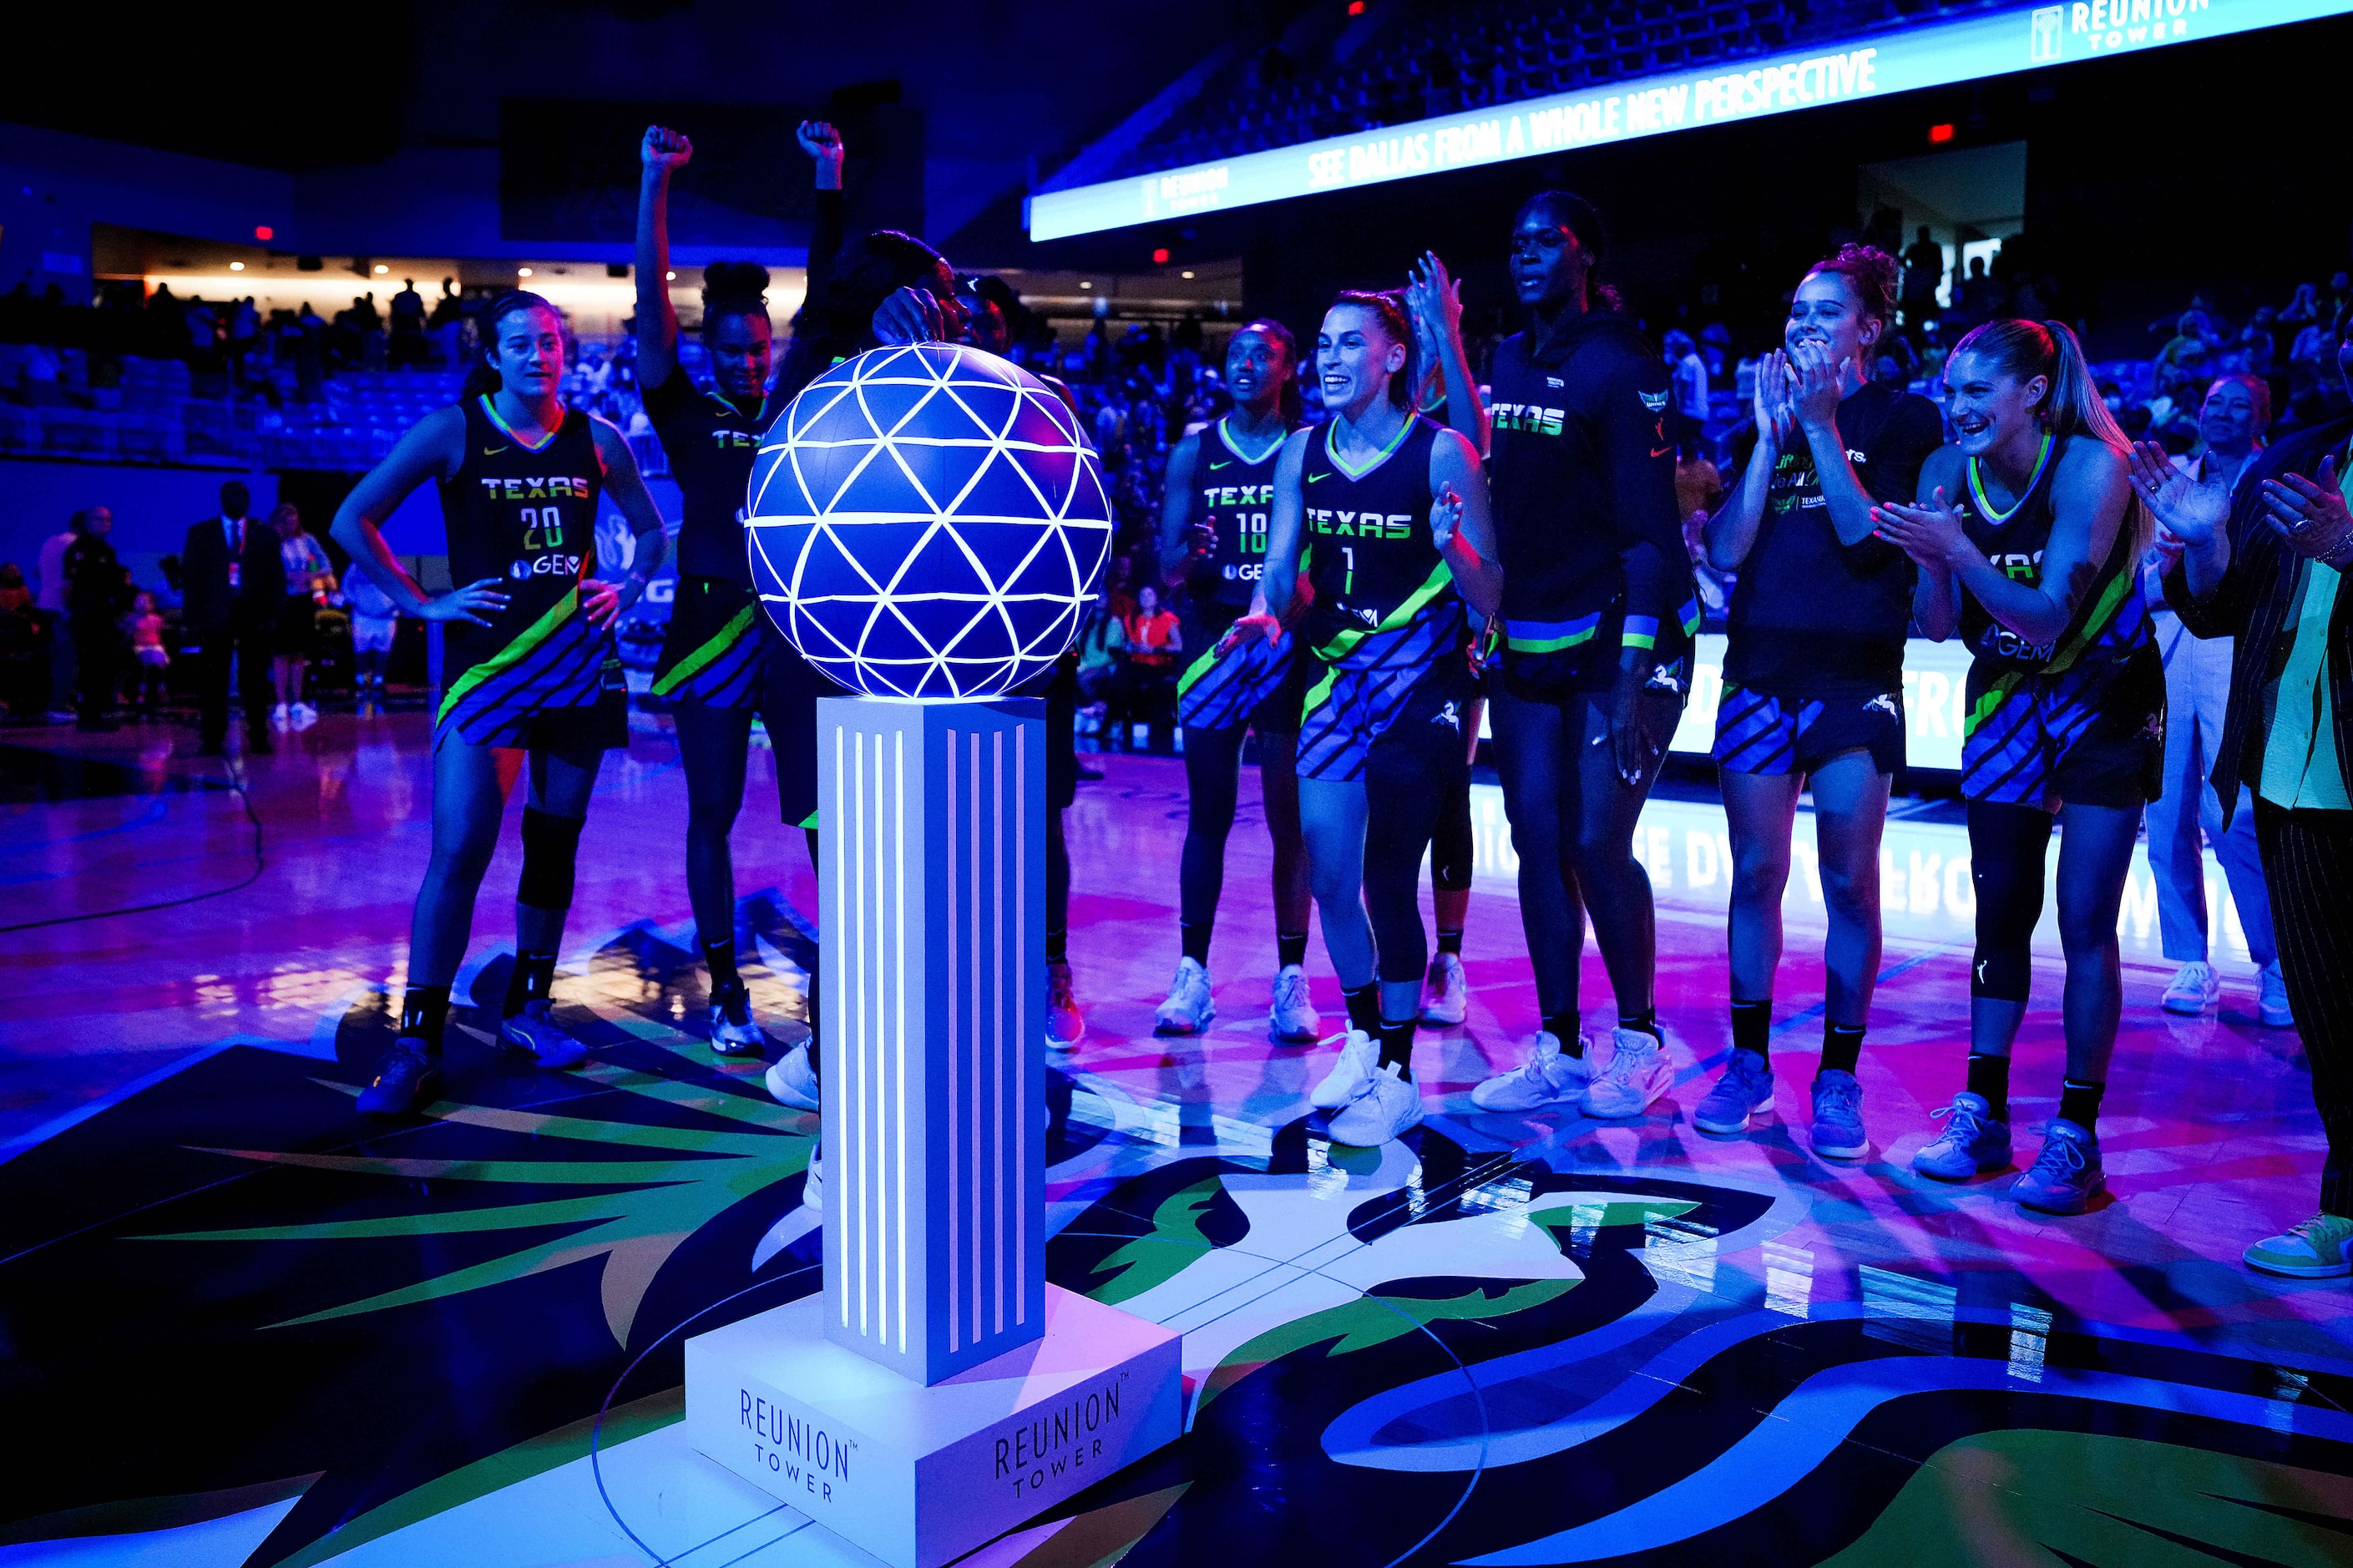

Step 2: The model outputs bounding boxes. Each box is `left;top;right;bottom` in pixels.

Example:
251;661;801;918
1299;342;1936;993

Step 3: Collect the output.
1432;756;1474;895
1179;722;1309;936
1966;798;2139;1079
676;701;758;947
1490;684;1667;1023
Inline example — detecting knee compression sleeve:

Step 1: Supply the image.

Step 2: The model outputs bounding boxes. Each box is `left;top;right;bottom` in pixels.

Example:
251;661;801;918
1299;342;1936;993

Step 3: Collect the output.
1967;803;2049;1002
519;805;585;913
1430;766;1475;893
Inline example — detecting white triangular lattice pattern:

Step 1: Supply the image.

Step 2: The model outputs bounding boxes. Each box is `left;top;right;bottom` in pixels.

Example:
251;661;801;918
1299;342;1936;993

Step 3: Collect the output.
744;344;1113;700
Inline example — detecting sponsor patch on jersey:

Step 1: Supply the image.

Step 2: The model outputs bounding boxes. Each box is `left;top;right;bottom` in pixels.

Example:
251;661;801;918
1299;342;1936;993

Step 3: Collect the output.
1866;693;1900;719
1639;389;1670;412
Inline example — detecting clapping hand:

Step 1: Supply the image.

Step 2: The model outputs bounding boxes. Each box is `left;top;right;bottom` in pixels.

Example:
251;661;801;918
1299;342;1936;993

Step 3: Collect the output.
1872;486;1973;570
642;125;692;172
1405;252;1465;341
2125;439;2228;569
2259;455;2353;564
1789;339;1859;432
1753;349;1796;448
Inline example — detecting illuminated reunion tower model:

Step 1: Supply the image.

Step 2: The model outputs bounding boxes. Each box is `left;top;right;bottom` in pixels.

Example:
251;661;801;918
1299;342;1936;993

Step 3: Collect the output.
681;342;1181;1568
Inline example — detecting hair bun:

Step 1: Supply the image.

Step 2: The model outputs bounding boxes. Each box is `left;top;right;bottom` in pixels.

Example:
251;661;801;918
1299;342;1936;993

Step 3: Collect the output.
701;260;772;309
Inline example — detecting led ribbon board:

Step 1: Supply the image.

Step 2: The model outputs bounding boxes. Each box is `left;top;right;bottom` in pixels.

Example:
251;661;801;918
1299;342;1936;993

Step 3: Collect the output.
1030;0;2351;240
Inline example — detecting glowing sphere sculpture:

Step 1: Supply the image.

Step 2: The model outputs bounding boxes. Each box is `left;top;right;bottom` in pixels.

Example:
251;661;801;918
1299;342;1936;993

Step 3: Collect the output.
745;343;1112;699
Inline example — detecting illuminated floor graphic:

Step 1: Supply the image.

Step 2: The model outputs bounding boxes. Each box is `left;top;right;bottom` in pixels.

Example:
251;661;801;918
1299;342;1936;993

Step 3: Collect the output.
0;717;2343;1566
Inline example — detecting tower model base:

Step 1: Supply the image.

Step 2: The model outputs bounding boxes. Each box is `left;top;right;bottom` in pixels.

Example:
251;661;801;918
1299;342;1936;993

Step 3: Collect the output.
685;1284;1182;1568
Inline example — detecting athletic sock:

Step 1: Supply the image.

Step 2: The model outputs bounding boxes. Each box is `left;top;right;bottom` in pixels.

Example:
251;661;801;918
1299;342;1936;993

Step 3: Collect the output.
1544;1012;1582;1055
1377;1015;1417;1080
1965;1053;2011;1123
702;935;743;995
1278;930;1309;969
1436;928;1464;957
1045;926;1068;966
1343;982;1381;1036
398;984;451;1057
1730;998;1772;1065
2058;1078;2105;1133
1181;920;1212;965
504;949;557;1018
1617;1006;1658;1043
1820;1022;1865;1078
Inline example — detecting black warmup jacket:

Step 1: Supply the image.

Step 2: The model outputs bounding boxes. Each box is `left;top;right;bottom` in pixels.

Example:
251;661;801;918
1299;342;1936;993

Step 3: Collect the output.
1485;310;1697;691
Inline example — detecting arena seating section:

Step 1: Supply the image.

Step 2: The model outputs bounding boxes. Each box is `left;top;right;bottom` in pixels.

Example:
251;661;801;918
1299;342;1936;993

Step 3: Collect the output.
1109;0;2027;180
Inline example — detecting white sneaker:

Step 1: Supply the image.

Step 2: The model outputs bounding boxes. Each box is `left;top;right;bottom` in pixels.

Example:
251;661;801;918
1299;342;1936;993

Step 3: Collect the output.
1268;964;1320;1044
1154;956;1216;1035
765;1044;820;1110
1582;1028;1673;1120
2259;961;2295;1029
291;701;318;726
270;702;291;726
2162;960;2219;1014
802;1150;823;1213
1311;1029;1381;1110
1470;1031;1594;1112
1328;1060;1424;1146
1045;959;1083;1050
1420;952;1469;1025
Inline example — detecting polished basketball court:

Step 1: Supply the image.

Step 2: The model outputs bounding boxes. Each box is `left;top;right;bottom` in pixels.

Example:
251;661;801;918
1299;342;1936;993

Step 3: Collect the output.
3;711;2346;1566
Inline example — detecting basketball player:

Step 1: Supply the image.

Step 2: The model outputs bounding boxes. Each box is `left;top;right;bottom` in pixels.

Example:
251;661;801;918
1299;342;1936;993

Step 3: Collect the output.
635;122;841;1106
1250;291;1502;1147
1875;319;2161;1215
1151;319;1318;1046
1465;192;1697;1125
1693;245;1943;1157
332;291;669;1113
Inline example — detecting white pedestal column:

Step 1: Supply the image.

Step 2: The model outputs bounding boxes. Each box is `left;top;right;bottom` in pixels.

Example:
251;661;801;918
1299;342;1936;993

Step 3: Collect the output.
686;695;1179;1568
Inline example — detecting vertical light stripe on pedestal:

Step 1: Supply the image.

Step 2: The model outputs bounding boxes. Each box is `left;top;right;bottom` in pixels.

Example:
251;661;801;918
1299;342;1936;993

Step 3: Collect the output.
821;696;1043;1385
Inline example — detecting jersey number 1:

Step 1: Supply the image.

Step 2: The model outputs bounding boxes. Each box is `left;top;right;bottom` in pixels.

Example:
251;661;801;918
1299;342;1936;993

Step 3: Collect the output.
1342;545;1354;595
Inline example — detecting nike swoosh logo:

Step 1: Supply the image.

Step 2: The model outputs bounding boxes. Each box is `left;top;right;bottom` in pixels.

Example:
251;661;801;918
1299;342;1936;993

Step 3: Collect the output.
483;446;509;457
1207;458;1232;470
1650;446;1673;458
1307;472;1329;483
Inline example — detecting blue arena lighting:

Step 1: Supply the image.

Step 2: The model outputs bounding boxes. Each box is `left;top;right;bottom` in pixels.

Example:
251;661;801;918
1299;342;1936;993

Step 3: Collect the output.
1028;0;2353;240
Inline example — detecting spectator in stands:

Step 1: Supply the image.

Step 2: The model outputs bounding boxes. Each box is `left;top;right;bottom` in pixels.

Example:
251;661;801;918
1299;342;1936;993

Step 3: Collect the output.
1901;225;1945;324
1665;329;1709;448
125;591;170;714
62;506;127;731
1074;594;1126;727
388;277;428;368
35;509;86;722
272;503;331;727
2143;374;2290;1026
343;560;400;714
2140;315;2353;1280
1113;583;1181;752
0;563;42;723
181;479;283;756
2158;311;2220;398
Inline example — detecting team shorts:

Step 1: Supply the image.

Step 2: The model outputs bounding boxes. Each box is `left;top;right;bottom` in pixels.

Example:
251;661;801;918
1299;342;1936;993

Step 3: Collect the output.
1713;683;1905;778
651;577;770;711
437;602;629;753
1174;604;1309;736
1298;656;1470;784
1960;657;2164;810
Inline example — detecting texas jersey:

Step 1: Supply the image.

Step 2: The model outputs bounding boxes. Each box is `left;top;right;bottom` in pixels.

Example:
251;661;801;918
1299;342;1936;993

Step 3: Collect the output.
641;372;780;584
1184;415;1287;610
434;395;623;745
